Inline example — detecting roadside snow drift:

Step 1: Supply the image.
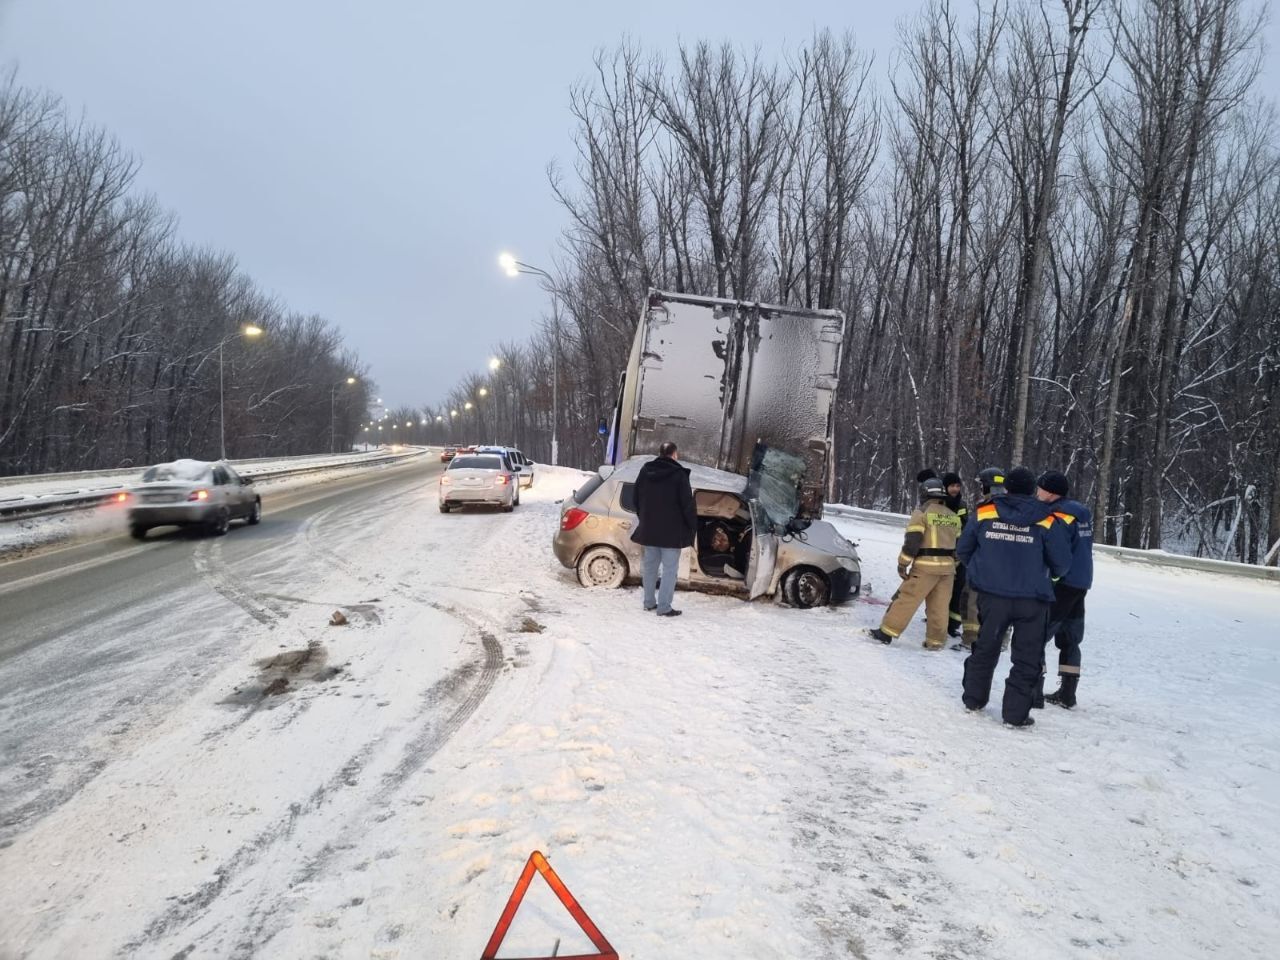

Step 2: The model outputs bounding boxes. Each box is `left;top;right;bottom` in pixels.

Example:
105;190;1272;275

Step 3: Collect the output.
0;462;1276;959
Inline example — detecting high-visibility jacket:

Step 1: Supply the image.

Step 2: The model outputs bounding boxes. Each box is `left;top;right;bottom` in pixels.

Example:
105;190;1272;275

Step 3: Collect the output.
1050;497;1094;590
898;499;962;574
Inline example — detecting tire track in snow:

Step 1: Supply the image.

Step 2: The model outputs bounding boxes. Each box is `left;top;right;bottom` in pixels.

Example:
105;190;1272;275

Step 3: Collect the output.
191;538;288;626
123;499;508;957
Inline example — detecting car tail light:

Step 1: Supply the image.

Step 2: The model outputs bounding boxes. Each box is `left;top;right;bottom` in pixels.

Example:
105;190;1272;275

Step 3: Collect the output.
187;489;209;501
114;492;129;503
495;474;510;485
561;507;589;531
440;476;452;485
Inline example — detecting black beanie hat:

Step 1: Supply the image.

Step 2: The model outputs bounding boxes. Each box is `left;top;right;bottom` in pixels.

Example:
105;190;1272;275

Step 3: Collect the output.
1037;470;1070;497
1004;466;1036;496
916;468;938;483
941;471;962;487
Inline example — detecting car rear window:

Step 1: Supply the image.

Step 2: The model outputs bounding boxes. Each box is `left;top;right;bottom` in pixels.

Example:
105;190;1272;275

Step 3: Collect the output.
573;473;607;504
450;455;503;470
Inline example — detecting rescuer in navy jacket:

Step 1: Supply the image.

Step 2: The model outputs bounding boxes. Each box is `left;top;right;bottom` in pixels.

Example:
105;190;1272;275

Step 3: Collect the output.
956;466;1072;727
1034;470;1094;710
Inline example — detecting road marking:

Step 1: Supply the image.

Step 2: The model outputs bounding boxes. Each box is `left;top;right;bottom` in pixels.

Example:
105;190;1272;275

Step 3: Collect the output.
0;544;153;596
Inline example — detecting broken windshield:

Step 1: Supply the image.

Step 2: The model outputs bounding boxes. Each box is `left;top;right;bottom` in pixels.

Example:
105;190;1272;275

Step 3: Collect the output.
745;444;807;532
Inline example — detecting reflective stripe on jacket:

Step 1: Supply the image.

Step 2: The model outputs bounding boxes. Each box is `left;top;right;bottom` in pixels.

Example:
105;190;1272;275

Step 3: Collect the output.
899;500;961;573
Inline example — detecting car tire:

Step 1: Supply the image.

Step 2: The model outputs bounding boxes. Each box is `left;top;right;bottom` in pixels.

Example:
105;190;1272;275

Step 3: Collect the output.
576;545;628;589
207;507;231;537
129;524;148;541
439;503;451;514
247;499;262;525
783;567;831;609
502;502;514;513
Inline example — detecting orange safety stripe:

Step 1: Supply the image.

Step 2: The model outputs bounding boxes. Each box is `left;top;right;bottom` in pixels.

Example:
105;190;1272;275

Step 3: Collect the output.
1036;516;1055;529
1053;511;1076;524
976;504;998;522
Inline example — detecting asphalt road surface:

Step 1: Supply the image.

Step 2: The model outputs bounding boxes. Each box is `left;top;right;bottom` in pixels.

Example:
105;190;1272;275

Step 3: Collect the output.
0;455;444;848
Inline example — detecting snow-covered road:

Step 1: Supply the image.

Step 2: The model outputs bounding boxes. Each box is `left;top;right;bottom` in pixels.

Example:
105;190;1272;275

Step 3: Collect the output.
1;464;1276;958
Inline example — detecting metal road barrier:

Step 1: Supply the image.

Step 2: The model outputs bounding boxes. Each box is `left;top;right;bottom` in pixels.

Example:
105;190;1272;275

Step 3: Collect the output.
822;503;1280;584
0;448;428;522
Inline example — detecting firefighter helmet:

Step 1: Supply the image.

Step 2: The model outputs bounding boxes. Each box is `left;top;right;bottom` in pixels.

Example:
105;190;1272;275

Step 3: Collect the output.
976;467;1005;494
921;477;947;500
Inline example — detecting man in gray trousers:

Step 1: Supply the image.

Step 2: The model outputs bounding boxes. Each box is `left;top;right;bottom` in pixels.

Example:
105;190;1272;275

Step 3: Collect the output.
631;441;696;617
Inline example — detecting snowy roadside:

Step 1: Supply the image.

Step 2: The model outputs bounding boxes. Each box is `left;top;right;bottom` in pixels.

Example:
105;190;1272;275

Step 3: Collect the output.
1;465;1276;958
0;450;428;559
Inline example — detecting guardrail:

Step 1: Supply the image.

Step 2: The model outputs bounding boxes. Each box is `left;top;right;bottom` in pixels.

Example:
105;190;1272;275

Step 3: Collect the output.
0;449;428;522
823;503;1280;584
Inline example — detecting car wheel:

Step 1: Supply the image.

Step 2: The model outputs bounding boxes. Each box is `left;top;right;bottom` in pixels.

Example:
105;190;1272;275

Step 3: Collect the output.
207;507;231;537
576;545;627;589
502;501;514;513
784;567;831;608
439;502;451;514
129;524;148;541
247;499;262;525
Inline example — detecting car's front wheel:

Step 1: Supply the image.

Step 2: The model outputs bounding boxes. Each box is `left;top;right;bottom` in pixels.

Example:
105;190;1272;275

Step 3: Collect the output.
782;567;831;608
247;499;262;525
576;545;628;589
129;524;148;541
439;502;451;514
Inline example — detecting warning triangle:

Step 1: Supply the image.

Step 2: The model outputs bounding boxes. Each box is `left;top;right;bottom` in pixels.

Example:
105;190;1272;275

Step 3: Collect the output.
480;850;618;960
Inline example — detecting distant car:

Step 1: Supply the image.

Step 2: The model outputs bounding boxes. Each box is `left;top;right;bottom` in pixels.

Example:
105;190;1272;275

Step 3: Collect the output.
552;448;860;608
126;459;261;539
441;446;458;462
476;445;535;488
438;453;518;513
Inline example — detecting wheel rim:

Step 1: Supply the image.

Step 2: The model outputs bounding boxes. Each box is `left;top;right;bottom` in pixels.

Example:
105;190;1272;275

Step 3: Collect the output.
794;571;829;607
584;553;620;586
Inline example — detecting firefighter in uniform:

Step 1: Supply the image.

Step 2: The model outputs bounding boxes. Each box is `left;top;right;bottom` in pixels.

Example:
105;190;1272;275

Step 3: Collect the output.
868;477;962;650
954;467;1006;649
956;466;1071;727
1033;470;1093;709
943;472;969;638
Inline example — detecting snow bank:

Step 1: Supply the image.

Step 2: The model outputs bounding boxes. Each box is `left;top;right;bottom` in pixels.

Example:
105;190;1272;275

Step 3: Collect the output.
1;462;1275;958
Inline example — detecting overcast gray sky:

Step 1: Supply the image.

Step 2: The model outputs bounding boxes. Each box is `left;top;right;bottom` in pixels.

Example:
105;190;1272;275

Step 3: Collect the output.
1;1;1276;408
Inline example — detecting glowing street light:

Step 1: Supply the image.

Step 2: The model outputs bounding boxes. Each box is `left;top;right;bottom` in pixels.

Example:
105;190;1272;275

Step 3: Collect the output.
478;387;488;397
464;401;473;411
330;376;357;454
488;356;501;372
498;250;560;464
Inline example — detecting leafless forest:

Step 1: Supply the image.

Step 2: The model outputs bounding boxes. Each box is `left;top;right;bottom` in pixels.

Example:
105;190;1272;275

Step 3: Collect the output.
0;71;373;476
3;0;1278;562
432;0;1280;562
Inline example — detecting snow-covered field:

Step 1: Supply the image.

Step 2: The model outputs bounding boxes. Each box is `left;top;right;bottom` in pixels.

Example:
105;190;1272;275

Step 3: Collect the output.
1;465;1276;958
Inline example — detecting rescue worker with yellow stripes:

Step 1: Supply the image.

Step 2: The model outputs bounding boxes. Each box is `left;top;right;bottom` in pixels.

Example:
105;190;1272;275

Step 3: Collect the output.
868;477;962;650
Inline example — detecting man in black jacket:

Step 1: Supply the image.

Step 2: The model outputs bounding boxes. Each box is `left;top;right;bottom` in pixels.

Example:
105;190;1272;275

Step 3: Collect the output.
632;441;697;617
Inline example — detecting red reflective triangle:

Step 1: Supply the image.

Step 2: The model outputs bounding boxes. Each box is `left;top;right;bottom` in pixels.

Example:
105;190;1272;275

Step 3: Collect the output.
480;850;618;960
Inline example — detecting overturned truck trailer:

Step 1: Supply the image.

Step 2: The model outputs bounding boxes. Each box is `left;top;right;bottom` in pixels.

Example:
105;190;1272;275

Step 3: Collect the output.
607;290;844;518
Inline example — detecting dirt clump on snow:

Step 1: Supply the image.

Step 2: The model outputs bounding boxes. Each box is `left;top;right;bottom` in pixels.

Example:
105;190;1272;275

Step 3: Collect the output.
222;642;341;706
518;617;545;634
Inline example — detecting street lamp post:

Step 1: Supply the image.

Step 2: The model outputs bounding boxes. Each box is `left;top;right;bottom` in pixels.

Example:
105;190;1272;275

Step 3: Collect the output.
219;323;264;461
499;252;560;465
330;376;357;454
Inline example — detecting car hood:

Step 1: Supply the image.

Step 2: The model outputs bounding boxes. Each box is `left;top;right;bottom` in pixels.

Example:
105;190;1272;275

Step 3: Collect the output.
791;519;859;560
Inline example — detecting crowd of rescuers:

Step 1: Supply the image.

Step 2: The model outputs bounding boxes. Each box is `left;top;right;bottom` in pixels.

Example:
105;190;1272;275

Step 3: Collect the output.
867;465;1094;729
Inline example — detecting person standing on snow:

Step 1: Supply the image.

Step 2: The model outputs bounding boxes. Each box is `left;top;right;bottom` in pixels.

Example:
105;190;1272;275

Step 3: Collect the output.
956;466;1071;727
943;471;969;639
631;441;696;618
1033;470;1093;710
869;476;962;650
952;466;1007;650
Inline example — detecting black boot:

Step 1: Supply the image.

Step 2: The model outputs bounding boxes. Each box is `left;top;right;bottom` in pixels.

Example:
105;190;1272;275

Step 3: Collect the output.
868;628;894;645
1045;674;1079;709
